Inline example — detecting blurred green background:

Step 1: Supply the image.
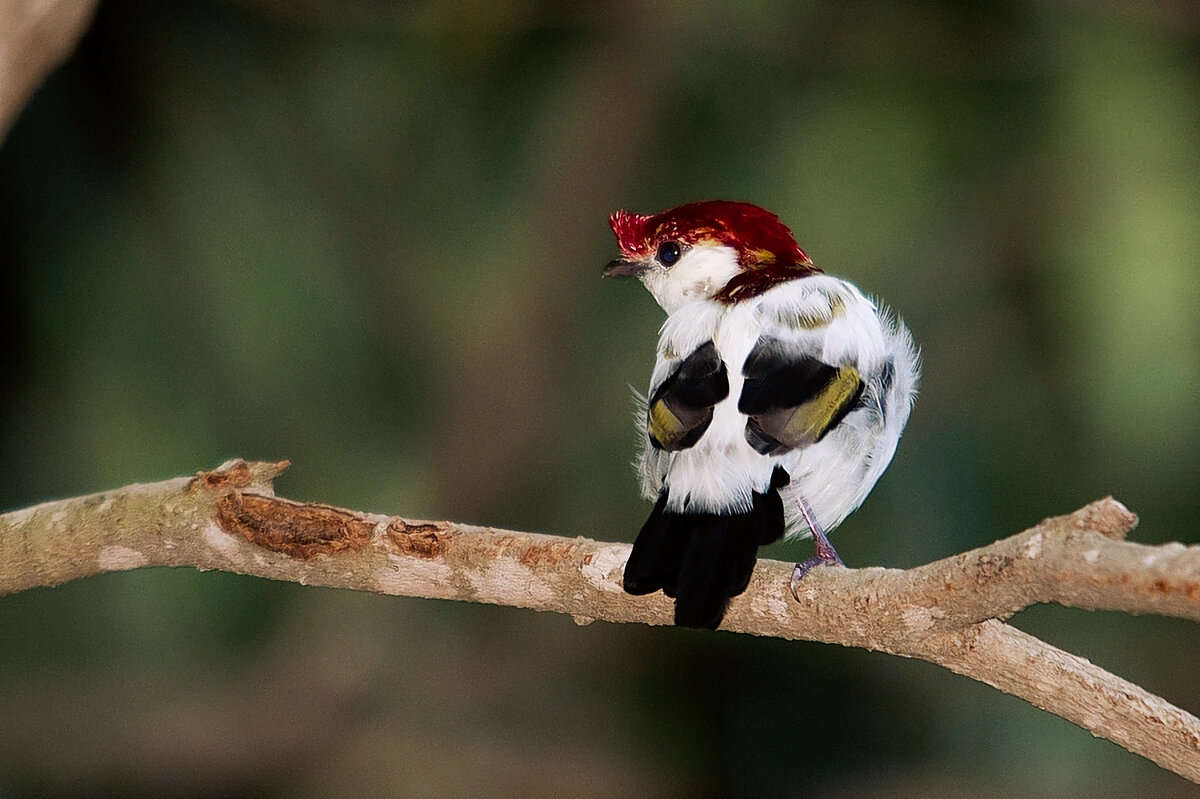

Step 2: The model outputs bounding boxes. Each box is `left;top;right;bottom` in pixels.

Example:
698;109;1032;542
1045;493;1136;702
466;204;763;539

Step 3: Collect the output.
2;1;1199;796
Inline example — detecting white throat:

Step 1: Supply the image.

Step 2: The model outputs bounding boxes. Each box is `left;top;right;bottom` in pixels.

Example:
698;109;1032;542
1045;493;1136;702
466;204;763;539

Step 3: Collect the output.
640;244;741;314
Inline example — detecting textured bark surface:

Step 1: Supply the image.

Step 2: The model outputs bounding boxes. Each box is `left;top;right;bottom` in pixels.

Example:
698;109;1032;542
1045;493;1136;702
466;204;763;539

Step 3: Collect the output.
2;460;1198;781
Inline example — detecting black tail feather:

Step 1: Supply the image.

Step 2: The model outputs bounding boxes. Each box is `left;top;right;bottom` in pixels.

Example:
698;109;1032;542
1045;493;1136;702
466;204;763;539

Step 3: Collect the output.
621;492;687;597
622;476;787;629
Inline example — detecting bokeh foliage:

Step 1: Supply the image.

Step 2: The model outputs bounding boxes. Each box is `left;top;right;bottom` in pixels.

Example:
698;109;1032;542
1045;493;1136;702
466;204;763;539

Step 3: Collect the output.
2;2;1198;796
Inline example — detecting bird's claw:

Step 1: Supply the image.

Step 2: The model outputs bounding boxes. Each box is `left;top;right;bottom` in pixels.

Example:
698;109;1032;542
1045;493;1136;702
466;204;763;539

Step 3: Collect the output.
789;551;845;601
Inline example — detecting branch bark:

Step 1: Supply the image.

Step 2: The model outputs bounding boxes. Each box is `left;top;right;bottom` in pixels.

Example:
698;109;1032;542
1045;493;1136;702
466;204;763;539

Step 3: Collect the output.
2;460;1198;781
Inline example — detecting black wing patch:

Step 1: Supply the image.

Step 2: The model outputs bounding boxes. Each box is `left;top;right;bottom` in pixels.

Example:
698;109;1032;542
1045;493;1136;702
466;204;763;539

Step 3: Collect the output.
647;341;729;451
739;337;865;456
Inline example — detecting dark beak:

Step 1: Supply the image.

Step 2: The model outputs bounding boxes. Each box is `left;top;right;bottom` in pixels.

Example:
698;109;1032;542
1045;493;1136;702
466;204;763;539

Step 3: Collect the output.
603;258;647;278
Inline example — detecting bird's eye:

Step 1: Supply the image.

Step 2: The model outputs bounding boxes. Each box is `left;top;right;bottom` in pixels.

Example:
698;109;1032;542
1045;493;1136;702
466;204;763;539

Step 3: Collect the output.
657;241;682;266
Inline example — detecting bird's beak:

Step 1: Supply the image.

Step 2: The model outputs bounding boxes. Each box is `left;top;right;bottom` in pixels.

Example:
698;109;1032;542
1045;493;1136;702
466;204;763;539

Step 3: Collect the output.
603;258;647;278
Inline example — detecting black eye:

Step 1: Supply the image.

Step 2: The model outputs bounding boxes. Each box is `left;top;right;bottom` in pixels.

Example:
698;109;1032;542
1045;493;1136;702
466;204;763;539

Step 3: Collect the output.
657;240;682;266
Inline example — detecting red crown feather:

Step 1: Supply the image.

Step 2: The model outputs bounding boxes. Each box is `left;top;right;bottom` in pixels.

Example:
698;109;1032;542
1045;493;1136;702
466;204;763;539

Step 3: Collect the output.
609;201;813;268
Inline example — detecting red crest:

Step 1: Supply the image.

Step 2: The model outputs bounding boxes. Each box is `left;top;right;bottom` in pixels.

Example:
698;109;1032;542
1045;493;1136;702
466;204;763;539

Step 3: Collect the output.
608;201;814;269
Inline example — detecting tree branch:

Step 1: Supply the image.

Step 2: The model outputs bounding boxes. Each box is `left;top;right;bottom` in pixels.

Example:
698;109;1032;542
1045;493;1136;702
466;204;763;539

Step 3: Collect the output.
2;460;1197;781
0;0;99;143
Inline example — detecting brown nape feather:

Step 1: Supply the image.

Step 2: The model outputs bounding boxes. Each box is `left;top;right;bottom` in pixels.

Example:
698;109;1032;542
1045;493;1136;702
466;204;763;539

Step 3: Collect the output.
714;262;822;304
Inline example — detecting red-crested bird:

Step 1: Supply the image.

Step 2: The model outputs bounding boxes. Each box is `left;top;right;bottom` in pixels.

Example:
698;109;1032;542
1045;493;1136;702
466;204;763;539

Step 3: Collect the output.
604;201;918;629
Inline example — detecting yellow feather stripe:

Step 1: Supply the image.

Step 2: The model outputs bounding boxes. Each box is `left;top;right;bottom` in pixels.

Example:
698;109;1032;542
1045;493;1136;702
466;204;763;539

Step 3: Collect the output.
797;292;846;329
782;365;863;445
648;399;685;448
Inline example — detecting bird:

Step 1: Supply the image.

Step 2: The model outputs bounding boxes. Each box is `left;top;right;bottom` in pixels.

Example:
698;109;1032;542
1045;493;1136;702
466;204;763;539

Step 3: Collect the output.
603;200;918;629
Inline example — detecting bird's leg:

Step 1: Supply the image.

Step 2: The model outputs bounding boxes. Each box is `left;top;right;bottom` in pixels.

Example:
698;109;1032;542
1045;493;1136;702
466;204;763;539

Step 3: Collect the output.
790;496;844;600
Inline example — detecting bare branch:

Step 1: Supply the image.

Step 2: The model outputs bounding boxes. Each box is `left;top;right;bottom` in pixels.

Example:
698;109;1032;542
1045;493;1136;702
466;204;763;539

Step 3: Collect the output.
0;0;99;143
933;621;1200;782
2;460;1197;781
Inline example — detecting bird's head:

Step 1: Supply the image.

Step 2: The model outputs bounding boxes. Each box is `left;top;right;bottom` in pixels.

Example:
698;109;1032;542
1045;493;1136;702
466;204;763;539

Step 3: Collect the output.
604;201;819;313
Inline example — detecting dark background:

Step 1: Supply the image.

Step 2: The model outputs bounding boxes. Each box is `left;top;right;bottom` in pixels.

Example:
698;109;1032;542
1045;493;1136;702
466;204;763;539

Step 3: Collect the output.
2;2;1199;796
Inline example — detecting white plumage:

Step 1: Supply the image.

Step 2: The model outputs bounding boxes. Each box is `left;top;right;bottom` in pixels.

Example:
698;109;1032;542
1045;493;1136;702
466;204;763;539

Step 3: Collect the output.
637;271;918;539
606;202;919;628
